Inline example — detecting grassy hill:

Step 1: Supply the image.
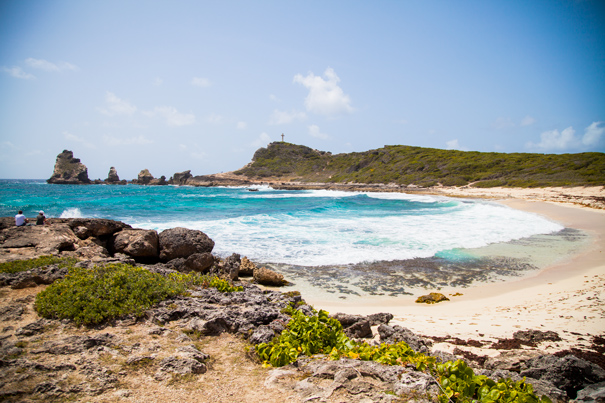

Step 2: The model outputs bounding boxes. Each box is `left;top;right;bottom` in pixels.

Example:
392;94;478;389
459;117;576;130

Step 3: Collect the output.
234;142;605;188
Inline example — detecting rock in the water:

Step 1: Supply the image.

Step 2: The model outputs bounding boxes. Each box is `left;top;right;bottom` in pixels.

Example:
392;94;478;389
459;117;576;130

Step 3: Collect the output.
136;169;154;185
47;150;91;184
415;292;450;304
112;229;159;259
253;267;287;286
105;166;120;183
169;170;193;185
158;227;215;262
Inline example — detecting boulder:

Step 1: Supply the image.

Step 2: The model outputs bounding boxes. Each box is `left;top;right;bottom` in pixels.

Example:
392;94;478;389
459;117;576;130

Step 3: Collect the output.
169;170;193;185
52;218;131;239
0;224;79;255
158;227;215;262
415;292;450;304
377;324;430;353
47;150;91;184
105;167;120;183
513;329;561;344
135;169;154;185
253;267;287;286
183;253;214;273
239;256;256;276
112;229;159;258
521;354;605;398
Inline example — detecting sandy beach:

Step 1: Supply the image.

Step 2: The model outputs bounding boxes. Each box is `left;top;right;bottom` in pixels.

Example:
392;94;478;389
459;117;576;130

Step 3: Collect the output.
307;196;605;353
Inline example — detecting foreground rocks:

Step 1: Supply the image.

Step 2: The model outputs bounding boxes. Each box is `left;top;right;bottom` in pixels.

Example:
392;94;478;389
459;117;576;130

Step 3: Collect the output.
1;218;604;402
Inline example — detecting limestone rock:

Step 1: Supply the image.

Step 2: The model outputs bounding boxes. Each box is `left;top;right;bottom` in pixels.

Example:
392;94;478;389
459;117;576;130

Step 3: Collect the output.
112;229;159;259
182;252;214;273
253;267;287;286
105;167;120;183
158;227;215;262
239;256;256;276
47;150;91;184
169;170;193;185
415;292;450;304
0;224;79;255
378;324;430;353
136;169;154;185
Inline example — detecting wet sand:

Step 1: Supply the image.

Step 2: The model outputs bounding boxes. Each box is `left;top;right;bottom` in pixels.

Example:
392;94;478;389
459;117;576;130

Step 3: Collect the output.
308;200;605;347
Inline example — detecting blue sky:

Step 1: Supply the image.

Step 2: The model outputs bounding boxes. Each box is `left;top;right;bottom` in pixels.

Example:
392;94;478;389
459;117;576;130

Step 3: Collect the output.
1;0;604;180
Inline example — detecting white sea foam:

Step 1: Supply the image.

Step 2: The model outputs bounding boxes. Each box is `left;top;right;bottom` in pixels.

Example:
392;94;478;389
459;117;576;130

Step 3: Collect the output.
134;198;563;266
59;207;83;218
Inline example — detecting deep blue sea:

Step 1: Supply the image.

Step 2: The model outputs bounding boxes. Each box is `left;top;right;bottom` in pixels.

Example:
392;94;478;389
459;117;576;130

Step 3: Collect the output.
0;179;585;298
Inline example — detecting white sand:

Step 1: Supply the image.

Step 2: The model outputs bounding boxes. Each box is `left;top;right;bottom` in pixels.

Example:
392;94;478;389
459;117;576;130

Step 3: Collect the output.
308;199;605;349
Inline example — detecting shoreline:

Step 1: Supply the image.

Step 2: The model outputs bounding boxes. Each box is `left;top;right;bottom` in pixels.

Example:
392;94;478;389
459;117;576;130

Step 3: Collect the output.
305;198;605;348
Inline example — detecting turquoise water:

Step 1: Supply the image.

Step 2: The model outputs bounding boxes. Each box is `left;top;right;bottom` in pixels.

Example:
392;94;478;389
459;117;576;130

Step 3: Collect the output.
1;179;586;296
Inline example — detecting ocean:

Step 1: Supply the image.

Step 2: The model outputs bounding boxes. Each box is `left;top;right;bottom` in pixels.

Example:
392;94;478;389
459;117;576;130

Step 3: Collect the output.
0;179;587;300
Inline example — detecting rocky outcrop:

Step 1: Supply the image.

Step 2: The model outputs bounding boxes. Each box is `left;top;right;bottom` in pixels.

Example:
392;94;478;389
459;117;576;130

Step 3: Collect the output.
253;266;287;286
134;169;154;185
158;227;215;262
47;150;91;184
112;229;159;258
169;170;193;185
105;167;120;183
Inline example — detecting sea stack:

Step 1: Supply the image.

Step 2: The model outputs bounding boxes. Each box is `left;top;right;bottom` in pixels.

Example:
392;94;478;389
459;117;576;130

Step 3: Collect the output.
47;150;91;184
135;169;154;185
105;167;120;183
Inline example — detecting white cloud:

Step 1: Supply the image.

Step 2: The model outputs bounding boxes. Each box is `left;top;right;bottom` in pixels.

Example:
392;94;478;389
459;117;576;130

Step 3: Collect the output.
145;106;196;126
527;127;576;150
237;121;247;130
103;134;153;146
582;121;604;146
251;132;271;148
268;109;306;125
269;94;281;102
205;113;223;124
445;139;467;151
191;77;211;88
25;58;78;72
63;131;95;148
308;124;329;140
293;67;354;117
2;66;35;79
520;115;536;126
98;92;138;116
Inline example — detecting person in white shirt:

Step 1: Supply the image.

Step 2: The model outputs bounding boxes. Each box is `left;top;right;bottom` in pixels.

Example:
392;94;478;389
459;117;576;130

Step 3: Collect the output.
15;211;28;227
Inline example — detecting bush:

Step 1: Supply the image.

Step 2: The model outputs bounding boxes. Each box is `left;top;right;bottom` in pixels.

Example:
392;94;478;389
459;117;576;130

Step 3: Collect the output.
35;264;243;326
0;255;78;274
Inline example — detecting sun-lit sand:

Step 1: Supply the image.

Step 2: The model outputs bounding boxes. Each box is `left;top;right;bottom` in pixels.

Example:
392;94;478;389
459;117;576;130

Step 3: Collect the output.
308;196;605;350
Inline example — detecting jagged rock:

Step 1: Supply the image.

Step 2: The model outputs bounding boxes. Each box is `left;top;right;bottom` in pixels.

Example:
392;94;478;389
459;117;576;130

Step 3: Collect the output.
345;320;373;339
573;381;605;402
105;166;120;183
169;170;193;185
0;304;25;321
249;325;276;345
483;350;543;372
331;313;364;328
149;175;167;186
0;224;79;255
33;333;117;355
15;319;50;337
53;218;131;239
513;329;561;344
239;256;256;276
253;266;287;286
47;150;91;184
136;169;154;185
378;324;430;353
521;354;605;398
158;227;215;262
211;253;240;280
183;253;214;273
415;292;449;304
367;312;394;326
0;266;70;289
112;229;159;259
155;356;207;380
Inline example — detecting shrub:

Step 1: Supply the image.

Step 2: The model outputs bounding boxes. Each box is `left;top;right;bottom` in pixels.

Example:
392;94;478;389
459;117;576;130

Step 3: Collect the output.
0;255;78;274
34;264;243;326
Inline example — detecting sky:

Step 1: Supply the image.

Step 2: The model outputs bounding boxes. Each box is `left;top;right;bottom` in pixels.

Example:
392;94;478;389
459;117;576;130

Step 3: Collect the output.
1;0;604;180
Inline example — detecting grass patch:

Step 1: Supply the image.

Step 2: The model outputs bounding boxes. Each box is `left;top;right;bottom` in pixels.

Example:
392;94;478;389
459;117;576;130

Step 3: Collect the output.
35;264;243;326
0;256;79;274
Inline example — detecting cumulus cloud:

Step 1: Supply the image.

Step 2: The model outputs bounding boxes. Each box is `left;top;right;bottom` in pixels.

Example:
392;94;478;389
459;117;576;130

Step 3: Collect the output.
520;115;536;126
268;109;306;125
25;58;78;72
251;132;271;148
293;67;354;117
103;134;153;146
63;131;95;148
2;66;35;79
582;121;604;146
191;77;211;88
527;127;576;150
237;121;247;130
145;106;196;126
446;139;468;151
205;113;223;124
98;92;138;116
308;125;329;140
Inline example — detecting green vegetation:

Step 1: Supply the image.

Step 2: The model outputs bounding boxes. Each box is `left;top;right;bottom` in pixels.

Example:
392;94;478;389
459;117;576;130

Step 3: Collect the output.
35;263;242;326
235;142;605;188
0;255;79;274
257;307;551;402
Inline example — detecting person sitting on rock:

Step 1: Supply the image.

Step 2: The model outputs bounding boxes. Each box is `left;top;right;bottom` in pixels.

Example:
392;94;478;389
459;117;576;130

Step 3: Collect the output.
15;211;28;226
36;211;48;225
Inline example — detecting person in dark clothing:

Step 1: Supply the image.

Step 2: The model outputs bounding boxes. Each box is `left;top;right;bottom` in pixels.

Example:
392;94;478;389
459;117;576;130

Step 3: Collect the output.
36;211;48;225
